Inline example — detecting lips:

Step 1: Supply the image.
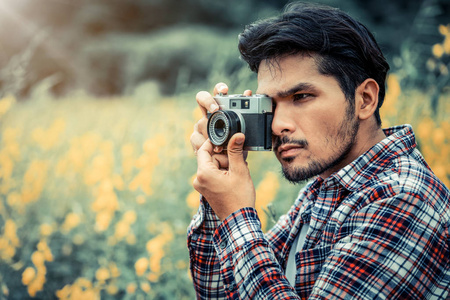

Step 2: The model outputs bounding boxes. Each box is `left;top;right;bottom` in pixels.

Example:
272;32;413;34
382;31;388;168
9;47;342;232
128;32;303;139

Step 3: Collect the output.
277;144;304;159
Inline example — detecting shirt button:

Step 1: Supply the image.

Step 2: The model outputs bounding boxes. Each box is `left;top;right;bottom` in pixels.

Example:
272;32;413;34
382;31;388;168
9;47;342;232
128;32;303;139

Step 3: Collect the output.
228;282;236;291
219;240;227;249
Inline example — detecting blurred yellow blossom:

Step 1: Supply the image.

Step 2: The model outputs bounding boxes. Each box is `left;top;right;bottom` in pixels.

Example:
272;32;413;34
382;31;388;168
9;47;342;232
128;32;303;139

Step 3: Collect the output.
129;134;166;195
108;262;121;278
126;283;137;294
106;284;118;295
114;220;131;241
123;210;137;224
40;223;54;237
22;267;36;285
145;223;174;279
61;212;81;232
432;44;445;58
95;267;110;283
32;118;66;151
135;257;149;276
55;277;99;300
136;194;146;204
37;240;53;262
255;171;280;230
25;240;53;297
186;190;200;210
141;282;151;293
0;219;20;261
0;95;15;117
21;160;49;205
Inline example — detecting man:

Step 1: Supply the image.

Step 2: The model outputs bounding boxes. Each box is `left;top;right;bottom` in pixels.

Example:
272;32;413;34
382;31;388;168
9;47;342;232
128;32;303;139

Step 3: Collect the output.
188;2;450;299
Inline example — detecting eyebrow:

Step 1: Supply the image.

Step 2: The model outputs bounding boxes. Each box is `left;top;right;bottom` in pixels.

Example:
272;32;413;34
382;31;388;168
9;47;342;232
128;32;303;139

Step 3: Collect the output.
275;82;317;99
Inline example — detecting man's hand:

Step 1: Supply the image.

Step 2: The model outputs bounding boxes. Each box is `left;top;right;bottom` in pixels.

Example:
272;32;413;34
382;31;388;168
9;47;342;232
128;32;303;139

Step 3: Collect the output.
193;133;256;221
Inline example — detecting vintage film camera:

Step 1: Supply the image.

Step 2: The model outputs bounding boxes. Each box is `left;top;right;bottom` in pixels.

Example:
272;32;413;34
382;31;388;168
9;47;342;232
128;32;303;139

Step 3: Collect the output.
207;94;273;151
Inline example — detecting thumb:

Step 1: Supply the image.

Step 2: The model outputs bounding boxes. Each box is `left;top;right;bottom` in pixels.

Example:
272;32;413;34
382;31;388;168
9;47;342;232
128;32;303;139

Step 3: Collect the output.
227;133;247;173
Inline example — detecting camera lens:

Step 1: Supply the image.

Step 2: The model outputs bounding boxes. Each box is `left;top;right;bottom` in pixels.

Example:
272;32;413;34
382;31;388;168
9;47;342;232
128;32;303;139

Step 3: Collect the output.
207;110;245;147
214;119;226;138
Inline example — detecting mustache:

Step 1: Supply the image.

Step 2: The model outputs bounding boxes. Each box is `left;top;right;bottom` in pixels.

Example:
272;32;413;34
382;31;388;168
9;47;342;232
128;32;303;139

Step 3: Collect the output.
272;135;308;152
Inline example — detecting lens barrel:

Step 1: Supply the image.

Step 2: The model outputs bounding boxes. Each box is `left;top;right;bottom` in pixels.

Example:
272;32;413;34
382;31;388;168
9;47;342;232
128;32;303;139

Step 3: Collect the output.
207;110;245;147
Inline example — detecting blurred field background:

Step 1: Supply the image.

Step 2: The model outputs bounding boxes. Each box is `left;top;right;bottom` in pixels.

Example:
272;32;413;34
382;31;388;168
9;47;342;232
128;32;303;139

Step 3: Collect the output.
0;0;448;299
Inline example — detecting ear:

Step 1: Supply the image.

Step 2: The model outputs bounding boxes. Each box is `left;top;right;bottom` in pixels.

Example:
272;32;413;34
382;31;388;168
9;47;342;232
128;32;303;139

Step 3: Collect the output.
355;78;379;120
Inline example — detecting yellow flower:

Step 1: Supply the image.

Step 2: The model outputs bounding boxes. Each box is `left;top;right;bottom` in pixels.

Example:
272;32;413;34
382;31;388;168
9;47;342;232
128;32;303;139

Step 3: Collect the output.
439;24;449;36
37;240;53;262
140;282;151;293
126;283;137;294
417;118;434;140
95;211;113;232
432;43;444;58
136;195;146;204
432;128;446;146
0;95;15;116
4;219;20;247
108;262;121;278
135;257;149;276
186;190;200;209
61;212;81;232
123;210;137;224
126;234;137;245
40;224;53;237
114;221;130;240
31;251;45;267
75;277;93;289
444;36;450;54
95;267;110;282
255;171;280;230
22;267;36;285
106;284;118;295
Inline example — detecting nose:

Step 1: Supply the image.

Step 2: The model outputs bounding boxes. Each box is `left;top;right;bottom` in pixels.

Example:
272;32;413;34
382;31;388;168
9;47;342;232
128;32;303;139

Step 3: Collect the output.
271;102;296;136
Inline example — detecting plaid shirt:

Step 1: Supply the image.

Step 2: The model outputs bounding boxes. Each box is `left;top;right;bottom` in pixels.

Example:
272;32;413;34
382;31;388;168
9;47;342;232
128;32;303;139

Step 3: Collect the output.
187;125;450;299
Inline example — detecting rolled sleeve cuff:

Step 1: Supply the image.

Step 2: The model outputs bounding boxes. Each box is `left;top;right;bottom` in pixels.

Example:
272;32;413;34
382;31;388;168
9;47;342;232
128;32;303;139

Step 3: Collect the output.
187;195;221;237
213;207;264;257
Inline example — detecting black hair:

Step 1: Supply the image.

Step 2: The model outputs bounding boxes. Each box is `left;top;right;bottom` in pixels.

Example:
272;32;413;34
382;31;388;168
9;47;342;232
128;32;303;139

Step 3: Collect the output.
238;2;390;125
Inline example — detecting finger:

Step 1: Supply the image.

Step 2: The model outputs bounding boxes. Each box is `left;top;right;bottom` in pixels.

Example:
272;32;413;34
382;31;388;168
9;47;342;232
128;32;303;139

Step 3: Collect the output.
190;131;206;154
213;82;229;96
212;153;229;169
196;138;214;166
196;117;208;138
227;133;247;174
196;91;219;117
243;89;253;96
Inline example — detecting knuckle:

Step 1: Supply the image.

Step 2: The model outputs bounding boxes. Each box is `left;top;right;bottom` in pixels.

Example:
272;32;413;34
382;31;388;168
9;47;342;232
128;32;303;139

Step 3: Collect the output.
195;170;209;185
196;91;210;103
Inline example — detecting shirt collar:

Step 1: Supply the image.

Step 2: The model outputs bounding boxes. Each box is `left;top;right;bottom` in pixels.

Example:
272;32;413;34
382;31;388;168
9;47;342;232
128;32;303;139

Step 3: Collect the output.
329;124;417;192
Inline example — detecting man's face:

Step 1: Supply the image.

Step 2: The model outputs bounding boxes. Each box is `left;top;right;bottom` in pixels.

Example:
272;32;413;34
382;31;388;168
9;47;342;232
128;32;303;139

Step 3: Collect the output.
256;54;360;183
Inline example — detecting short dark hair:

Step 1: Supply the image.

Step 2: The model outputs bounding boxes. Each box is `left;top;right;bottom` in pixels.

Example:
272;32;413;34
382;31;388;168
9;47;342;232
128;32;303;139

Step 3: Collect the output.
238;2;390;126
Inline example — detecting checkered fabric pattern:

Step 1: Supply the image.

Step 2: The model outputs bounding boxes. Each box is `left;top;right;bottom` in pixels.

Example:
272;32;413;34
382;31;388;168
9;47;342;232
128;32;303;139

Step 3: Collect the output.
187;125;450;299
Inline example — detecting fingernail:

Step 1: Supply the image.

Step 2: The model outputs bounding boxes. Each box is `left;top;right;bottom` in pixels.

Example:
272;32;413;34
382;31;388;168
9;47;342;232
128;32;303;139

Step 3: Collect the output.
217;84;226;93
235;136;244;145
210;104;219;112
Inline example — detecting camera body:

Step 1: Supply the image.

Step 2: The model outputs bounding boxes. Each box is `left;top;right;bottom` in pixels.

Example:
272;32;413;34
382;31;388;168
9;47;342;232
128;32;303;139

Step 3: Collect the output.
207;94;273;151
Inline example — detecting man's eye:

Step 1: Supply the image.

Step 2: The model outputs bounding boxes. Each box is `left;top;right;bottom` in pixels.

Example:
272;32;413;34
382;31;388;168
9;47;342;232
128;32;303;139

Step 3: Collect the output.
293;93;312;101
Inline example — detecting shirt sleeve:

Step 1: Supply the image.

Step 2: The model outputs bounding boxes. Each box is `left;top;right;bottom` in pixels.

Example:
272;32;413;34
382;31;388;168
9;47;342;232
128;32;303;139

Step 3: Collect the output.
187;196;227;299
213;207;300;299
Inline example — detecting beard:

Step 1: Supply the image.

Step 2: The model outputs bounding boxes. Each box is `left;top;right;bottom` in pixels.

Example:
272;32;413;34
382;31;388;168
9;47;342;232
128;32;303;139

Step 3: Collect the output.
273;105;359;184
